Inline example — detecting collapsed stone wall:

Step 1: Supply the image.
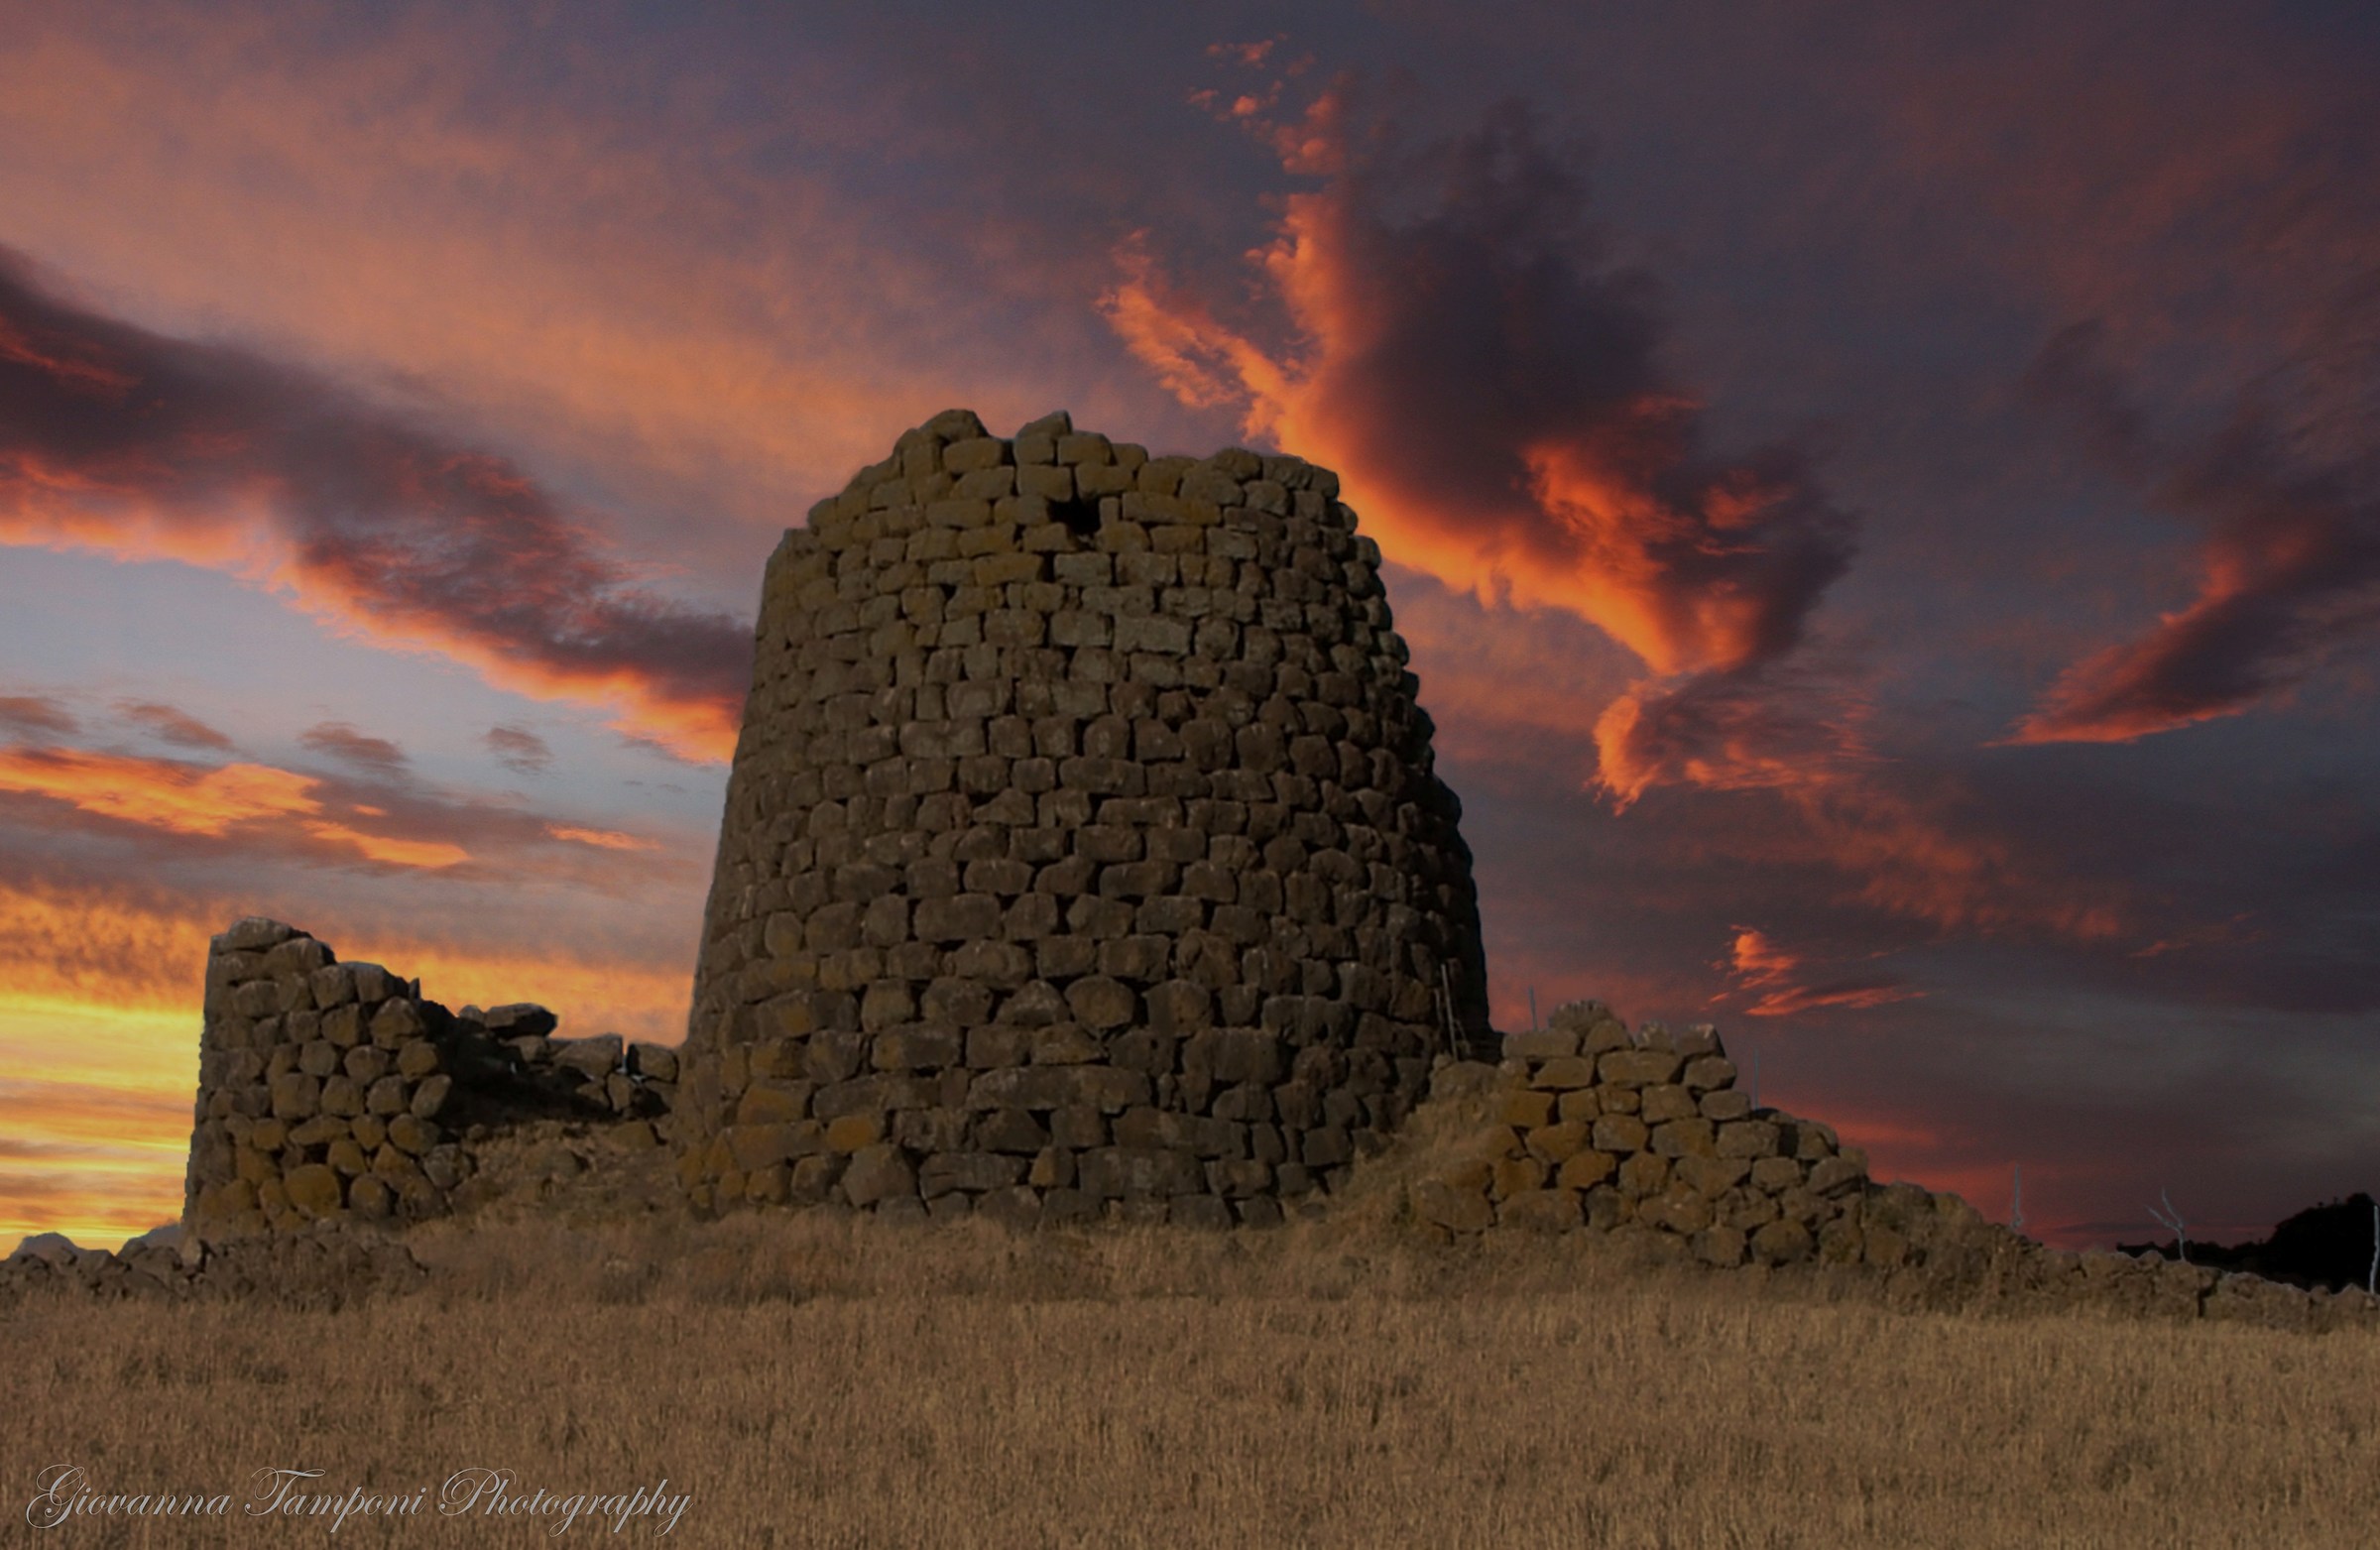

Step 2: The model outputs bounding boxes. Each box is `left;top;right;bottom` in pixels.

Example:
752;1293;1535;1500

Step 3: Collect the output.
673;409;1493;1225
1409;1003;1873;1261
184;917;674;1240
1403;1002;2380;1329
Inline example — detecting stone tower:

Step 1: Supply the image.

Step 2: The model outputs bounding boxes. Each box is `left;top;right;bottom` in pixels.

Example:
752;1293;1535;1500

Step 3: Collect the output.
672;409;1491;1226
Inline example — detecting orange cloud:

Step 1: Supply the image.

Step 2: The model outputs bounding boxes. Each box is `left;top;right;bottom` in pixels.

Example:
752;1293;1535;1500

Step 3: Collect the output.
0;247;750;764
1104;89;1853;813
546;823;657;852
0;744;473;870
0;7;1061;597
0;745;317;835
299;823;468;870
1115;78;2153;962
1999;219;2380;745
0;879;216;1013
1720;925;1921;1017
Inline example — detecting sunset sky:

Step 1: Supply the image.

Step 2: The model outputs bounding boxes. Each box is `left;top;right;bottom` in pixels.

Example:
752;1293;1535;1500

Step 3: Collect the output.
3;1;2375;1251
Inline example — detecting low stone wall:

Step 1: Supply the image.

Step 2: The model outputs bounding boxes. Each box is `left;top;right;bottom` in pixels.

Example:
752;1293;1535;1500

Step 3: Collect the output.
184;917;673;1241
1;1229;425;1306
1402;1000;2380;1332
1410;1001;1870;1266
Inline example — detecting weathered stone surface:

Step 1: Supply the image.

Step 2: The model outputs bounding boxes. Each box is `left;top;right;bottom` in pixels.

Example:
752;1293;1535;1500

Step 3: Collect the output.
919;1151;1027;1195
1591;1114;1647;1153
1717;1120;1782;1159
1556;1149;1616;1190
1598;1049;1684;1088
283;1163;343;1219
968;1065;1148;1113
552;1034;624;1080
1078;1145;1205;1198
668;412;1493;1215
408;1075;452;1120
1502;1028;1580;1061
1693;1224;1747;1267
1750;1218;1814;1264
842;1143;916;1207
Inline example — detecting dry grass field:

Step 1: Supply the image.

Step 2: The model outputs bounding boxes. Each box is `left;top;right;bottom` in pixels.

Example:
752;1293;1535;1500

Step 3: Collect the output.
5;1212;2377;1549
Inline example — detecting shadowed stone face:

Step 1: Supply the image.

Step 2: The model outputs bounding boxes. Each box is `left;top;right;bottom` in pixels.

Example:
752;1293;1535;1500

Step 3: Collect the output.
183;917;673;1243
673;409;1493;1226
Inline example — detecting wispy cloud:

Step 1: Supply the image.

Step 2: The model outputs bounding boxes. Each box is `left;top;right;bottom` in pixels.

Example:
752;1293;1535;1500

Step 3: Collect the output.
485;723;552;775
0;694;78;740
0;246;750;760
300;719;409;775
1719;924;1920;1018
116;698;234;751
2011;314;2380;744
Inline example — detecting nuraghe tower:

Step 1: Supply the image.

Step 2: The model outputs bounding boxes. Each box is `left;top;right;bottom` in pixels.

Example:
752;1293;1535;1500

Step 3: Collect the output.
672;409;1490;1226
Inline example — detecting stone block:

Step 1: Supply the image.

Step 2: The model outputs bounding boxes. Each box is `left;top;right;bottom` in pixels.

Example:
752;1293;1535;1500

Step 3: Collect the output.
1750;1218;1814;1265
552;1034;624;1080
1113;1107;1244;1158
1717;1120;1782;1159
1597;1048;1684;1087
1500;1089;1556;1130
1183;1028;1285;1085
269;1071;320;1122
823;1113;885;1152
1699;1089;1753;1123
1808;1155;1866;1196
1638;1083;1697;1124
1524;1121;1590;1165
370;999;425;1049
1639;1183;1714;1235
1650;1118;1717;1158
1682;1055;1736;1092
284;1163;344;1219
1064;975;1137;1029
1556;1149;1616;1190
629;1042;679;1082
1616;1152;1669;1198
1673;1153;1751;1197
1693;1225;1747;1267
1529;1057;1599;1090
968;1065;1148;1113
1591;1114;1648;1153
842;1143;916;1207
873;1027;963;1070
919;1152;1026;1195
1489;1154;1545;1199
1078;1146;1205;1198
977;1108;1049;1153
1501;1028;1580;1060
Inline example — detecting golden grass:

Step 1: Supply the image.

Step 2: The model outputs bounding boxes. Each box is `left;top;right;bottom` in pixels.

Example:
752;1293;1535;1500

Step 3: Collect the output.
5;1213;2377;1548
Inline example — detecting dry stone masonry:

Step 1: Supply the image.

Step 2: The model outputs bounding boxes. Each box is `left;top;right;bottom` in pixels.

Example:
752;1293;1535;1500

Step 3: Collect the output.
21;409;2365;1337
1411;1003;1874;1264
673;409;1493;1225
182;917;673;1240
